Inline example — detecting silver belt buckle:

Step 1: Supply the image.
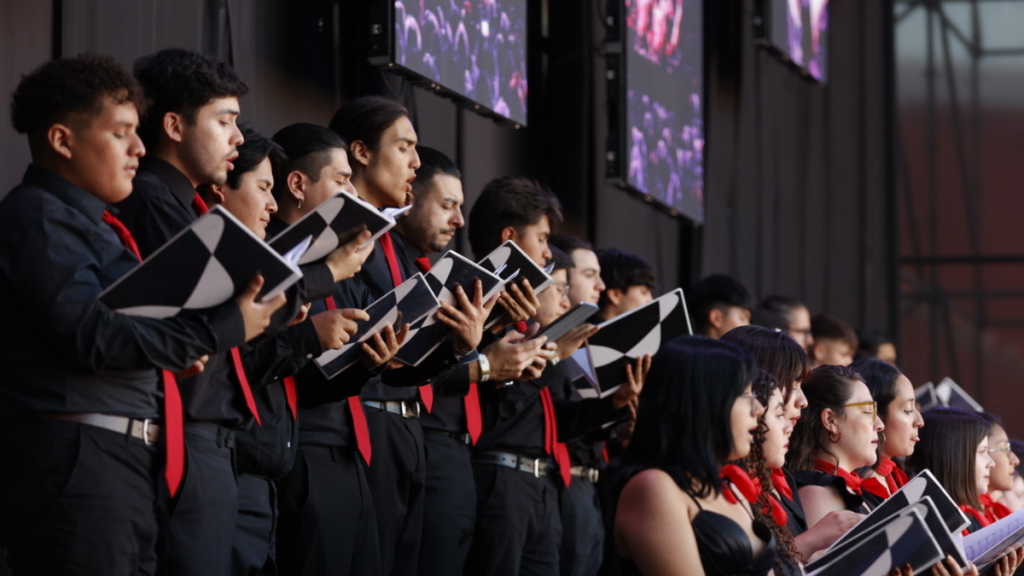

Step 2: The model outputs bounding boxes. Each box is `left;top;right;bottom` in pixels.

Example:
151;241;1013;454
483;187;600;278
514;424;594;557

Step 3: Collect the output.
533;458;541;478
400;402;408;418
588;468;600;483
141;419;152;446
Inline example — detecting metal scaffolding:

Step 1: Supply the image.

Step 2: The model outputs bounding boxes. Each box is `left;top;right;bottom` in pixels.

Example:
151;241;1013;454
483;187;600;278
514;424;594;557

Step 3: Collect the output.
895;0;1024;403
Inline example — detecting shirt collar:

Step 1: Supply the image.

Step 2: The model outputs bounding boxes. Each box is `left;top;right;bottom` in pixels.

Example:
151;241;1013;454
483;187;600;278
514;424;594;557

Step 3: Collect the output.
139;156;197;209
22;164;107;225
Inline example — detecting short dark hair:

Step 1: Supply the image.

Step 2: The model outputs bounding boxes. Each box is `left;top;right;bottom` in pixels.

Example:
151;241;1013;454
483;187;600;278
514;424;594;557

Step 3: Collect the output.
616;336;759;500
906;408;993;509
758;295;808;327
547;246;575;274
788;365;866;472
205;122;284;191
11;54;146;138
411;146;460;199
750;308;788;331
596;248;657;309
329;95;410;154
548;235;593;255
688;274;756;334
270;123;347;202
812;313;859;350
467;176;563;258
134;48;248;147
720;325;812;403
855;328;895;360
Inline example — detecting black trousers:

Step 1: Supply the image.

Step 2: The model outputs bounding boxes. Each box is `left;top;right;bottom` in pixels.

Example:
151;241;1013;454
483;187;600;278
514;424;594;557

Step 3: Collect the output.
363;409;426;576
232;473;277;576
0;418;160;576
156;423;237;576
465;463;562;576
559;479;604;576
418;431;476;576
276;445;381;576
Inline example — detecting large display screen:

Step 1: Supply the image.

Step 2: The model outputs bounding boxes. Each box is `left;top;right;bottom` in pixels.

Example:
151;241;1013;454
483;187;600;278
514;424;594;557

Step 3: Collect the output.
624;0;704;221
394;0;528;126
769;0;829;82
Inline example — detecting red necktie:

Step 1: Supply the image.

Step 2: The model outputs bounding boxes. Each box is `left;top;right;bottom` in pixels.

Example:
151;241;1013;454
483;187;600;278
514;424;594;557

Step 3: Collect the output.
192;193;210;216
189;194;261;425
417;251;480;443
283;376;298;420
814;459;864;495
960;505;992;535
980;493;1013;524
103;210;185;497
539;387;572;487
383;234;431;412
325;296;372;465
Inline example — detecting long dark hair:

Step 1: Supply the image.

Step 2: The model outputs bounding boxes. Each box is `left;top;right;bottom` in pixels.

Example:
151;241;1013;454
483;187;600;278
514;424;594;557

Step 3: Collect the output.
905;408;993;510
721;325;811;403
788;365;864;472
616;336;758;500
739;370;802;572
850;357;903;474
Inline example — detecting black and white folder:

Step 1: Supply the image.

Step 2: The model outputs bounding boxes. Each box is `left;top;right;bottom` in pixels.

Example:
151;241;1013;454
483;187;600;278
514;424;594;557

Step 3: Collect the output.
267;191;411;265
807;497;968;573
99;205;302;318
915;382;941;412
805;511;945;576
530;302;600;343
393;251;504;366
830;470;970;551
477;240;554;329
934;377;984;412
570;289;692;398
314;273;439;378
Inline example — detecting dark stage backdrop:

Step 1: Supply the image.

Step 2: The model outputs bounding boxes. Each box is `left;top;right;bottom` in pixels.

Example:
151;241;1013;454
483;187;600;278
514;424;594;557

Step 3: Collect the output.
0;0;894;338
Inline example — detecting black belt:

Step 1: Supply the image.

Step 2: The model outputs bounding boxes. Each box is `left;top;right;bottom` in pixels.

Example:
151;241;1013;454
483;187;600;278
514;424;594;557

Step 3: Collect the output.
570;465;600;484
363;400;422;419
424;428;472;446
474;450;553;478
46;412;160;445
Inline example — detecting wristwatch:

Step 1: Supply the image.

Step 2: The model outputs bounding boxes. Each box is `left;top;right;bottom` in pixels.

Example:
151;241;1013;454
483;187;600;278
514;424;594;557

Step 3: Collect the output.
478;354;491;382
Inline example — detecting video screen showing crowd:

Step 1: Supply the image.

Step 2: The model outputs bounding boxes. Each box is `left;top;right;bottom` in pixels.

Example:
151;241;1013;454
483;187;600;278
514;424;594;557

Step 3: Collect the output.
1;49;1023;576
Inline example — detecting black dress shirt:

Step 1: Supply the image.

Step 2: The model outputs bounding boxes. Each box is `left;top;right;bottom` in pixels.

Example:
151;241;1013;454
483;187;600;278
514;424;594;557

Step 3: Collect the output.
0;165;244;418
474;361;624;459
114;158;335;428
356;230;471;402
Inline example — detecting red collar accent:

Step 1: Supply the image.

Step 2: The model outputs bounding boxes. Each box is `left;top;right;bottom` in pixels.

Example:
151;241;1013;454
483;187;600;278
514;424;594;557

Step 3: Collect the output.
960;504;993;536
814;459;863;495
980;493;1013;524
770;468;793;501
720;464;759;505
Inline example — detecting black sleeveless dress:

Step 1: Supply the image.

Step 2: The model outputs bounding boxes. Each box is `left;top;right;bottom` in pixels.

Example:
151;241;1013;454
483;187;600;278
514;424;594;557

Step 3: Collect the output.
619;492;778;576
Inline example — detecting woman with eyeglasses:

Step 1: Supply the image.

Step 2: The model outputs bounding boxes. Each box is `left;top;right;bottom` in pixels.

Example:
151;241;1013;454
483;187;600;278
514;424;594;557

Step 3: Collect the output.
788;366;884;527
976;413;1021;524
612;336;776;575
903;408;1024;576
849;358;924;507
